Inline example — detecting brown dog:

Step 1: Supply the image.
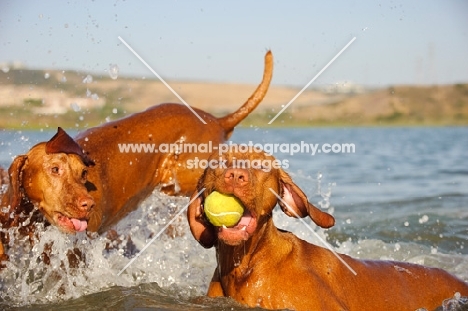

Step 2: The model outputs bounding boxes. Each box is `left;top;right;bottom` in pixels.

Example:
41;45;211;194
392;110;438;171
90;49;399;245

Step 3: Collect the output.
187;148;468;311
0;51;273;258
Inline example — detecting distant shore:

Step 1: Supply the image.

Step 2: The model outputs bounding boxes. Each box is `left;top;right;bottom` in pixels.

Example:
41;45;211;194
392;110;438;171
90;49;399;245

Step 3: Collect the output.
1;69;467;129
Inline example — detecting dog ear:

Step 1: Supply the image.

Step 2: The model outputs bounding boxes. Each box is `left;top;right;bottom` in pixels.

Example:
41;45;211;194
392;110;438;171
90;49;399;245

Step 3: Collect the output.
278;169;335;228
0;155;28;224
187;187;217;248
46;127;95;167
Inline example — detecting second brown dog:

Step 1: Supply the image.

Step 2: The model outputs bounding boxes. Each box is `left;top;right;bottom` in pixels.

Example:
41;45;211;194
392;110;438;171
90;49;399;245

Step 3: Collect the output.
0;51;273;259
187;147;468;311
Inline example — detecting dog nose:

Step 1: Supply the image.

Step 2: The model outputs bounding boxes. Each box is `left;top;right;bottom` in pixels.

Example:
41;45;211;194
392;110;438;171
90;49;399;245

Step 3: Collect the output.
224;168;249;186
78;196;95;212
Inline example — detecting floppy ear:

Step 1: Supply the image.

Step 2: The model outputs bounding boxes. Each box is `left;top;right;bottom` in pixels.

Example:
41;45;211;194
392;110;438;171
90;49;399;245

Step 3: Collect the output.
46;127;95;167
187;186;216;248
278;169;335;228
0;155;28;223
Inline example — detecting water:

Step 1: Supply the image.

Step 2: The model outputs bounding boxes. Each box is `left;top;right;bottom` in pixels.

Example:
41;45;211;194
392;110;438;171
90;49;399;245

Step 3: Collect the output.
0;127;467;310
108;64;119;80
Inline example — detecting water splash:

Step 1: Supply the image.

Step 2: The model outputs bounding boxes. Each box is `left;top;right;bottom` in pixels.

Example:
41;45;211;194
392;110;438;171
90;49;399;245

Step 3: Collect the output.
442;292;468;311
82;75;93;84
108;64;119;80
0;191;215;307
316;172;335;211
1;185;467;308
70;102;81;112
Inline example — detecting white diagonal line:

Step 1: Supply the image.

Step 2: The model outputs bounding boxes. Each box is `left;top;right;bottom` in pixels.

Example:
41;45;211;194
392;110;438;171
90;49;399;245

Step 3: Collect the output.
269;37;356;124
118;36;207;124
269;188;357;275
117;188;206;276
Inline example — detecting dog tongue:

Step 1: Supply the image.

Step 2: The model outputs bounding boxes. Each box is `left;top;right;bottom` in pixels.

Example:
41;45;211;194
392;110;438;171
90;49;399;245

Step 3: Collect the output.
71;218;88;232
237;214;252;227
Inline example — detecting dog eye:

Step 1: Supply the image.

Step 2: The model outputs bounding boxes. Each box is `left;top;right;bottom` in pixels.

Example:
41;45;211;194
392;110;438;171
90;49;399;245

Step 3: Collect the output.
51;166;60;174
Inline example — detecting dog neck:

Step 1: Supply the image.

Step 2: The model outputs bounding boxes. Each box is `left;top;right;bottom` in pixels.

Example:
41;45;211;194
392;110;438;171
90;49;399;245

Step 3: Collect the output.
215;218;294;286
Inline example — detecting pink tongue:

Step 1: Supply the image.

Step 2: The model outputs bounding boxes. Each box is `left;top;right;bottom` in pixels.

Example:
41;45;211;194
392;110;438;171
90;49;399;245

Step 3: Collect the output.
237;213;252;227
71;218;88;232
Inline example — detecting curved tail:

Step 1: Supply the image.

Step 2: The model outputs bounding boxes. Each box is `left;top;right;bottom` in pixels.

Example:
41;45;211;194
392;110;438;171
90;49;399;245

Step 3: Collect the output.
218;51;273;136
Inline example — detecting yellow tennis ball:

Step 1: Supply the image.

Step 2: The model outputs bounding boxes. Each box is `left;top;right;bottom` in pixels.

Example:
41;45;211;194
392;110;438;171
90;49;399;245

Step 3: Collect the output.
204;191;244;227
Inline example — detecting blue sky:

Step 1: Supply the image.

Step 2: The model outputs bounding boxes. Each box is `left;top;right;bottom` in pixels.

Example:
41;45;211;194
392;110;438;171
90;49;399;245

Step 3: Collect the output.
0;1;467;87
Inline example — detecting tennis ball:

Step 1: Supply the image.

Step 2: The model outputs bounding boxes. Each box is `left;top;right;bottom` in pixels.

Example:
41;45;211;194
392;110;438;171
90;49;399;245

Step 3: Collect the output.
204;191;244;227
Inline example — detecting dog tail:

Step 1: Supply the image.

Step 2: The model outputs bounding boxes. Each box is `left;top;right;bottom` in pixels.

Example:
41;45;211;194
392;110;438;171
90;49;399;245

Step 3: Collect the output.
218;50;273;136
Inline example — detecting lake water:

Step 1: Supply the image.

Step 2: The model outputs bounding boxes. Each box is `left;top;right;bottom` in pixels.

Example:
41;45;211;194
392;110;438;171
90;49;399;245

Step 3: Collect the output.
0;127;467;310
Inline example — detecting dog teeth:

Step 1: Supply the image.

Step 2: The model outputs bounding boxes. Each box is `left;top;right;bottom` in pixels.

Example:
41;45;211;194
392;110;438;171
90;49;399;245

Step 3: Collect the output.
222;225;227;229
241;226;247;231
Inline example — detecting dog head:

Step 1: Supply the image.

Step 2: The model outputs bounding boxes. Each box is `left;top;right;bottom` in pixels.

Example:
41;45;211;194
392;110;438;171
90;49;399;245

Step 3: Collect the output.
1;128;95;233
187;146;334;248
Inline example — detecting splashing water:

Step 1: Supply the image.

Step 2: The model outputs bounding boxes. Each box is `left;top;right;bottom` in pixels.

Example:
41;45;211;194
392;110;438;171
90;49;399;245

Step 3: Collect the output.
1;179;467;308
82;75;93;84
70;102;81;112
0;191;215;307
442;292;468;311
108;64;119;80
316;171;335;213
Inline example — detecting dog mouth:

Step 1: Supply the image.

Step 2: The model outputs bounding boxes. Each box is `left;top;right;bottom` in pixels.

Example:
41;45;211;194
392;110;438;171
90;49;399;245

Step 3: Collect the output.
54;212;88;233
216;210;257;246
201;192;258;246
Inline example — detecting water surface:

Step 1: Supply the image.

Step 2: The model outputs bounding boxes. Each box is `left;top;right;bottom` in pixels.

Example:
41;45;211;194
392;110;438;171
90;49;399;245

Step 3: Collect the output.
0;127;467;310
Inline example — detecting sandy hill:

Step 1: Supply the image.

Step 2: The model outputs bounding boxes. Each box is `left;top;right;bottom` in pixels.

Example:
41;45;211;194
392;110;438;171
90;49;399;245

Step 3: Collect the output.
0;68;467;128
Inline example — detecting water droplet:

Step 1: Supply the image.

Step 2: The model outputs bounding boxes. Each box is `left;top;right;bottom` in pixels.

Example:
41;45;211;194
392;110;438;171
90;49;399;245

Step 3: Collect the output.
418;215;429;224
44;72;50;79
108;64;119;80
362;27;368;31
2;66;10;73
112;108;118;114
64;23;69;28
70;102;81;112
91;93;99;100
61;76;67;82
82;74;93;84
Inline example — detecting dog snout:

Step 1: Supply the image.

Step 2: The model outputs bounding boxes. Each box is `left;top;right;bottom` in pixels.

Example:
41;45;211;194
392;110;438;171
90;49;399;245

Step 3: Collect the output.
78;195;95;213
224;168;249;186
